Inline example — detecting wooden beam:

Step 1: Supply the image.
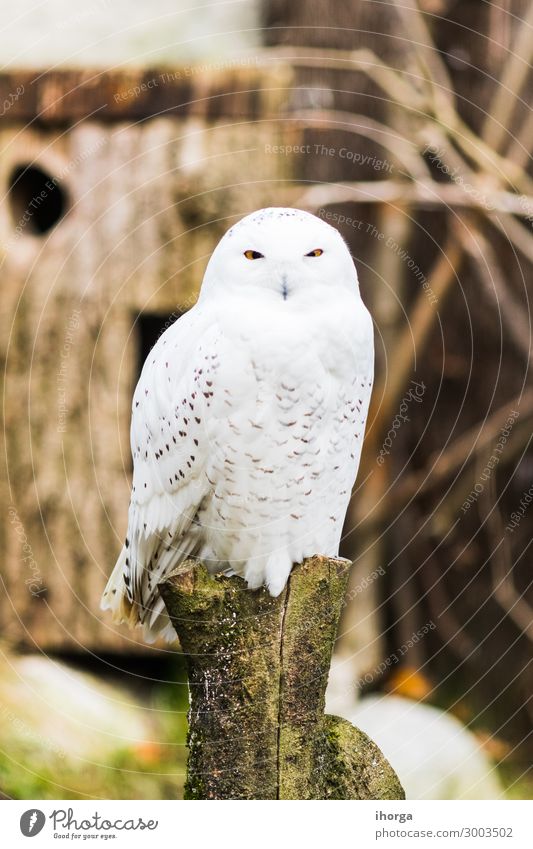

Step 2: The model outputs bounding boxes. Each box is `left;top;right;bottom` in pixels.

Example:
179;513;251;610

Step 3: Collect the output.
0;65;291;124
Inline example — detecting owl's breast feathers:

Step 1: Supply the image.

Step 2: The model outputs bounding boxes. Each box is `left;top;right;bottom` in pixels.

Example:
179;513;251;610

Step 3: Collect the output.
102;291;373;640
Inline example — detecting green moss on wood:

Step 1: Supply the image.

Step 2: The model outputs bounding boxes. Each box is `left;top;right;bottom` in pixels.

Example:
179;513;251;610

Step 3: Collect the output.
159;557;404;800
321;715;405;800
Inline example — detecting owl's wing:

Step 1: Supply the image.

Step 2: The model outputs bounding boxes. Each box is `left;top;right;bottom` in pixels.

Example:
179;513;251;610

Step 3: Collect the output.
101;303;218;640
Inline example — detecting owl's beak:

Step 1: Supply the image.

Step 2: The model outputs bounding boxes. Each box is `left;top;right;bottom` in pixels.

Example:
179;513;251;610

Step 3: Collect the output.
280;272;289;301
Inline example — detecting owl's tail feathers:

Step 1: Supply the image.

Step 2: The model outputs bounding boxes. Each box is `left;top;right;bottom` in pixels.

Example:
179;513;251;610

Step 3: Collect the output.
100;545;134;624
140;598;177;644
100;542;185;644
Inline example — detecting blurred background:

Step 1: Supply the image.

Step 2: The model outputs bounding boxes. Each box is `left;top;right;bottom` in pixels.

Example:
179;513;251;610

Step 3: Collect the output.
0;0;532;800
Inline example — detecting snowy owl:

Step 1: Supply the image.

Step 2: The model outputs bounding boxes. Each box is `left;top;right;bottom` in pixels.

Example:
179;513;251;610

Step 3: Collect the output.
101;208;374;641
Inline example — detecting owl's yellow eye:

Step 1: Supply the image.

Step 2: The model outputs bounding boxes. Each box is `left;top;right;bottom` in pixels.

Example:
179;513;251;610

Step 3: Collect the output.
244;250;264;260
305;249;323;257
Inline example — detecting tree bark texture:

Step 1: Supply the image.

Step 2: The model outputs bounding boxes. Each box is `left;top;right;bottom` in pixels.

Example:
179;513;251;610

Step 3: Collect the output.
159;556;405;800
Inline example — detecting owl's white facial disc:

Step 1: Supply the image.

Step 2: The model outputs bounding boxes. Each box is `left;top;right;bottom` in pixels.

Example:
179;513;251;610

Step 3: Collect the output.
201;207;359;304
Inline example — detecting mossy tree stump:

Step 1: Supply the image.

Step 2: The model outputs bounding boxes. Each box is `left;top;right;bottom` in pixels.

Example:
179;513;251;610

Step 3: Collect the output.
159;555;404;800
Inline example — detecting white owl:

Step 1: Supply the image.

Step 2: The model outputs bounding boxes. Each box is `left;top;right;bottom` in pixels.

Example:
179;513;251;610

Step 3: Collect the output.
101;208;374;641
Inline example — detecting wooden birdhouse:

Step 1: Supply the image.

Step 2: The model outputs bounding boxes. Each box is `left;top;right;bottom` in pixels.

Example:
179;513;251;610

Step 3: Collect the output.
0;65;294;651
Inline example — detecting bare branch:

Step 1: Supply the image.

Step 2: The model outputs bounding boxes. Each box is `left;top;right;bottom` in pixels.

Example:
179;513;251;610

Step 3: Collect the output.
290;109;431;181
386;391;533;513
373;233;462;441
298;179;533;216
489;213;533;265
264;45;430;110
452;218;532;367
481;477;533;644
388;0;456;119
481;3;533;154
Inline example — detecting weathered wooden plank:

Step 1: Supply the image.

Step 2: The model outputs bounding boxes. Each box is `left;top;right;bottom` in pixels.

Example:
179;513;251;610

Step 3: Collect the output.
0;65;293;124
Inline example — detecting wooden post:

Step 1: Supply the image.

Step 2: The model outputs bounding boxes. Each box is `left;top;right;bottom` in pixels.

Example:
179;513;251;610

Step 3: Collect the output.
159;555;404;800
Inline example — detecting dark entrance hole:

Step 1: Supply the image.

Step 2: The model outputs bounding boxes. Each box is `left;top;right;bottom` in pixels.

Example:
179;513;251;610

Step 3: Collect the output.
136;311;182;377
8;163;67;234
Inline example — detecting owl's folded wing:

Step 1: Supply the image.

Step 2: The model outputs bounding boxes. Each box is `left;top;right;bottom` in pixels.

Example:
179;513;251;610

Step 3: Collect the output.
101;304;219;640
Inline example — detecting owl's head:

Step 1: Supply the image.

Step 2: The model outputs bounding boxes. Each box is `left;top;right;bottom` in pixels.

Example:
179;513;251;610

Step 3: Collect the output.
201;207;359;303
